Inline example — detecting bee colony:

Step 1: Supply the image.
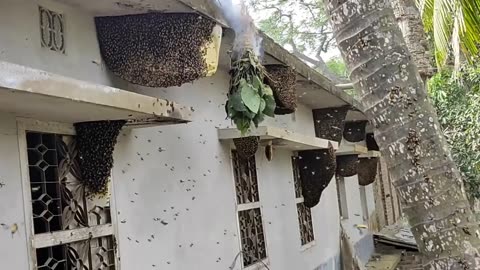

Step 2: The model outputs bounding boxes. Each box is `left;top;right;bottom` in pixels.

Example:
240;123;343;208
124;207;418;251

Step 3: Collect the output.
74;120;126;195
336;154;359;177
233;136;260;158
95;13;222;88
297;144;336;208
313;107;349;142
366;133;380;151
343;121;368;142
264;65;297;115
358;157;378;186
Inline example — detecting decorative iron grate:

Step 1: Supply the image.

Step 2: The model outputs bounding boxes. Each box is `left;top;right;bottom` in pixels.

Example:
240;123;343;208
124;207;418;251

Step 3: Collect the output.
292;156;302;198
26;131;115;269
35;235;116;270
292;156;315;245
232;150;259;204
296;203;314;245
238;208;267;267
39;6;65;53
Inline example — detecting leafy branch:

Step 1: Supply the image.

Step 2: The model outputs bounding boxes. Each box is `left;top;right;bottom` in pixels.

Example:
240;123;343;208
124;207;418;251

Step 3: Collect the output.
226;49;276;134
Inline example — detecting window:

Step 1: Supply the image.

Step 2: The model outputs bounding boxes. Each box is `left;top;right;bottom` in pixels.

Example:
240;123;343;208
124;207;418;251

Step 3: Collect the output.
232;150;267;268
39;6;65;53
292;156;315;246
19;120;118;270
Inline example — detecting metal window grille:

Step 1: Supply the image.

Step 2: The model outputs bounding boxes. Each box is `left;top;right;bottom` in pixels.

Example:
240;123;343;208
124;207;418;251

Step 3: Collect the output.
39;6;65;53
292;156;315;246
24;128;117;270
232;150;267;267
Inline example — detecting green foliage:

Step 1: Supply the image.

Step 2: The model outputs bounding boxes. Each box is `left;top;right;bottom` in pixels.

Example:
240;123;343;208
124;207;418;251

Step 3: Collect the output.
325;57;348;78
428;64;480;198
417;0;480;68
226;49;276;134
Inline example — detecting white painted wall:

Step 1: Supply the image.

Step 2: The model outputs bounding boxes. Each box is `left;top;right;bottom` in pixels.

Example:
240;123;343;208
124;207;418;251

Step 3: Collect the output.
112;70;341;270
0;113;29;270
0;0;113;85
0;1;376;269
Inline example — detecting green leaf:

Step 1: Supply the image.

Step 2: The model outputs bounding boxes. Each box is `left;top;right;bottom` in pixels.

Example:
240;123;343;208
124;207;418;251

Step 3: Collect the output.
234;117;251;135
263;85;274;96
230;93;246;112
253;113;265;128
263;95;276;117
259;98;266;113
252;75;263;90
241;83;262;113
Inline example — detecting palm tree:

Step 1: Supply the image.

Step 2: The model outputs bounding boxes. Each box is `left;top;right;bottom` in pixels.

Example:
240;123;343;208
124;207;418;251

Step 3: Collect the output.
323;0;480;267
417;0;480;69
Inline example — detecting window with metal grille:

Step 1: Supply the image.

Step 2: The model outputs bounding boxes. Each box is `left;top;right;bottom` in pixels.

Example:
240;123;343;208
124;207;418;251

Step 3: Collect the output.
292;156;315;246
19;120;118;270
232;150;267;268
39;6;65;53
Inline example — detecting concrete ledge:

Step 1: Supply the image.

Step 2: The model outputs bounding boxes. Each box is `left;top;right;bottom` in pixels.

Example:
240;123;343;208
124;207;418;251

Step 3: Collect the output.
217;126;338;151
337;144;368;156
0;61;192;127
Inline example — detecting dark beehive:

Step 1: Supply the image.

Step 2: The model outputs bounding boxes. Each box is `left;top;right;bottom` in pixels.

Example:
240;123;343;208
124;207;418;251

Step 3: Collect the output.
358;157;378;186
343;121;368;142
366;133;380;151
233;136;260;158
298;143;336;208
264;65;297;115
74;120;126;195
95;13;216;88
336;155;359;177
313;106;349;142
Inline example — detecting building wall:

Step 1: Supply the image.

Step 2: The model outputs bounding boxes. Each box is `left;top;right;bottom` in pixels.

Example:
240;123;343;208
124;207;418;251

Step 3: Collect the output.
0;1;380;269
0;0;113;85
0;113;29;270
112;71;341;270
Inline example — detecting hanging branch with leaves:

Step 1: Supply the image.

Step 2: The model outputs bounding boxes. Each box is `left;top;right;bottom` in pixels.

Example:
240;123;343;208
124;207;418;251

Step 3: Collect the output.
225;48;276;134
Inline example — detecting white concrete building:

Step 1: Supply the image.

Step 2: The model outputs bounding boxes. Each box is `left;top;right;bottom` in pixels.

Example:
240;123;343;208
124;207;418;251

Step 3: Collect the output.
0;0;381;269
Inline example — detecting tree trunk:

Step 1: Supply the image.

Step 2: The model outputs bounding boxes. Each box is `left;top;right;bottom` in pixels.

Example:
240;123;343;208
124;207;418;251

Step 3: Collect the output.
391;0;434;80
324;0;480;268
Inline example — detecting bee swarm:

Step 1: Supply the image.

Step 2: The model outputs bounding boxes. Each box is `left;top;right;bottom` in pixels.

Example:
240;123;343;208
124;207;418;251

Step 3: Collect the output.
358;157;378;186
298;144;336;208
233;136;260;158
74;120;126;195
313;107;349;142
343;121;368;142
264;65;297;115
336;154;359;177
95;13;216;88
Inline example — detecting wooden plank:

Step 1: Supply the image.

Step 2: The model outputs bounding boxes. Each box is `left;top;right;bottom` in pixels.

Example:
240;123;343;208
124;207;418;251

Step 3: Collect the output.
359;151;381;158
33;224;114;249
217;126;338;151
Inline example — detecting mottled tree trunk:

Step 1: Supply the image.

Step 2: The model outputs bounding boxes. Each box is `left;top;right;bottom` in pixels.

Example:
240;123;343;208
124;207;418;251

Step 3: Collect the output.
324;0;480;268
391;0;434;80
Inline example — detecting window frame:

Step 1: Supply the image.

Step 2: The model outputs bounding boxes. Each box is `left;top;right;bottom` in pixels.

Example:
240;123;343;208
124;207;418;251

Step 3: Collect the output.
17;118;121;270
230;148;269;270
291;155;316;250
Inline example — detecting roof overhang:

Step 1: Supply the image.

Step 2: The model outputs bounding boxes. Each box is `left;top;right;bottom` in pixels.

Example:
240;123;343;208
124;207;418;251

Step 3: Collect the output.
0;61;192;127
218;126;338;151
56;0;364;112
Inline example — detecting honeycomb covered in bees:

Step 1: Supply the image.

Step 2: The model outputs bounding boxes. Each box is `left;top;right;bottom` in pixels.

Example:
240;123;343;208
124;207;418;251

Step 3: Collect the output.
298;143;336;208
343;121;368;142
233;136;260;158
74;120;126;195
95;13;216;88
366;133;380;151
264;65;297;115
358;157;378;186
313;106;349;142
336;154;359;177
